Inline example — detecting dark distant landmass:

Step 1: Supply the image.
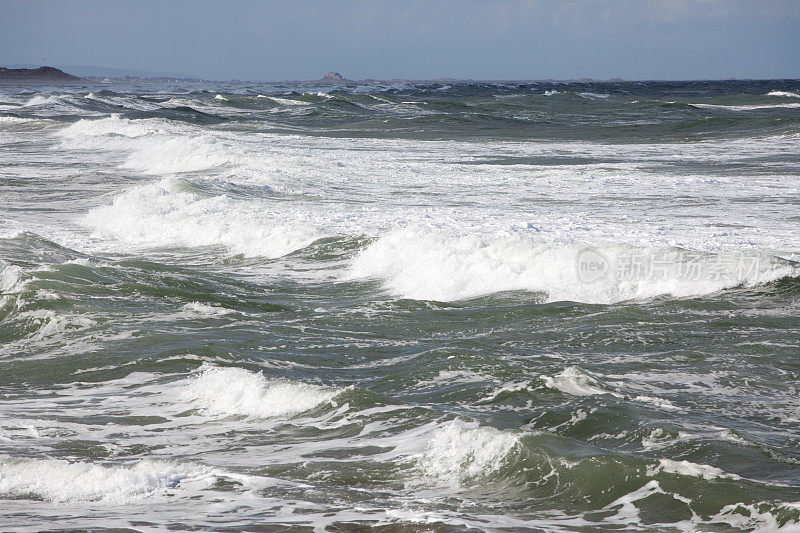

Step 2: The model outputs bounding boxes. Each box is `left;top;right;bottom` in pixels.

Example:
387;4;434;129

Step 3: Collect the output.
5;64;200;84
9;64;196;80
0;66;86;84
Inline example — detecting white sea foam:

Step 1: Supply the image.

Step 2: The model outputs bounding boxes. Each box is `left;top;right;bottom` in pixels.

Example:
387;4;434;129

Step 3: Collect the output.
54;116;800;294
544;90;560;96
182;364;341;418
214;94;228;101
413;421;520;487
579;92;610;99
540;367;616;396
0;456;214;503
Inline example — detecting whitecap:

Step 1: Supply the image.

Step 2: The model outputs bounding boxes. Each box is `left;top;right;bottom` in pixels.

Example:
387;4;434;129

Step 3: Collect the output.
181;301;235;317
268;96;308;106
766;90;800;98
540;367;617;397
181;364;342;418
23;94;59;107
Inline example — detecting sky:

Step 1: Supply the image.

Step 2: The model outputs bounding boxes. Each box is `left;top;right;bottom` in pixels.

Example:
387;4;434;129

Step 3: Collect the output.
2;0;799;81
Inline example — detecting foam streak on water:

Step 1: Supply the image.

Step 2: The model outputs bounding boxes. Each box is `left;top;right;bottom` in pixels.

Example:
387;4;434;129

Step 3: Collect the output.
1;79;800;531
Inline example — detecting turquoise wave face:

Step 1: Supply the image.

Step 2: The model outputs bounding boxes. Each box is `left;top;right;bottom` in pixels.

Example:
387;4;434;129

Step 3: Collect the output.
1;80;800;531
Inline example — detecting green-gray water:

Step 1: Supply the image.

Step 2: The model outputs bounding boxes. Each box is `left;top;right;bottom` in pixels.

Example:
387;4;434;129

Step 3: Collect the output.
1;80;800;531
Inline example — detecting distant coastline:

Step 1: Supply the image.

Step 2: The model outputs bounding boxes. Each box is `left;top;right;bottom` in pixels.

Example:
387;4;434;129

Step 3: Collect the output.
2;65;797;86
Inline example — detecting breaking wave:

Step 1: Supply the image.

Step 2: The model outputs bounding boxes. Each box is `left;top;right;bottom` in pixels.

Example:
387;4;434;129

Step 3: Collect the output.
347;229;797;303
413;422;521;488
0;456;214;503
181;364;342;418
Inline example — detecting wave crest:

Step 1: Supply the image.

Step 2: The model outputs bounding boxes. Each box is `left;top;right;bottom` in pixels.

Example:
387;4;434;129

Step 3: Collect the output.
182;364;342;418
413;422;520;487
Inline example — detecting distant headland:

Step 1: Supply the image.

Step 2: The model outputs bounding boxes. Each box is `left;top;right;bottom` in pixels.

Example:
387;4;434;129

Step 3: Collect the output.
0;66;85;84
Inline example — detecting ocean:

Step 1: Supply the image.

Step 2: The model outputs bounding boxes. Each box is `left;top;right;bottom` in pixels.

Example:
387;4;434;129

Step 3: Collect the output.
1;79;800;531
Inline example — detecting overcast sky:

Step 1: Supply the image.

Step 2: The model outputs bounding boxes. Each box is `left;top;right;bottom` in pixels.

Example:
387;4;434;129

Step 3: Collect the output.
2;0;799;81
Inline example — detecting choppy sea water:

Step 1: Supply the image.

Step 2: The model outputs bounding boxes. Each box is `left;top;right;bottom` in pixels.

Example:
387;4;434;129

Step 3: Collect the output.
1;79;800;531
